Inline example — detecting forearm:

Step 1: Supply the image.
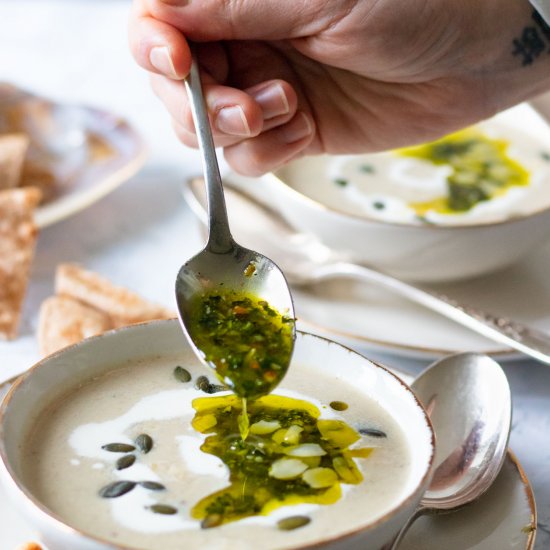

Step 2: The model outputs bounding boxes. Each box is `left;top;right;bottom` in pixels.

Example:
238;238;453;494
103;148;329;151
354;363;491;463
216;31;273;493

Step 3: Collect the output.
470;0;550;115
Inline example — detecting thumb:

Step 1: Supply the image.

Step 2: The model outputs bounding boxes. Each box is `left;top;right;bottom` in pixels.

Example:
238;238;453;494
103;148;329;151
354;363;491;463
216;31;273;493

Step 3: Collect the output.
147;0;331;41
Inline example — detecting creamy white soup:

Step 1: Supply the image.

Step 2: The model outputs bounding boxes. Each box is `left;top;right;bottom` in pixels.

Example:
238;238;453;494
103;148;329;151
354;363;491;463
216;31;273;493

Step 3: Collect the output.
22;356;411;550
275;123;550;226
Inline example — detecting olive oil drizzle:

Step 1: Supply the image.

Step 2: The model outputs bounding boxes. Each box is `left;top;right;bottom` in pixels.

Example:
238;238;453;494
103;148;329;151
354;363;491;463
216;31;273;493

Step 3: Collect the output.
191;394;373;527
238;397;250;440
398;129;530;214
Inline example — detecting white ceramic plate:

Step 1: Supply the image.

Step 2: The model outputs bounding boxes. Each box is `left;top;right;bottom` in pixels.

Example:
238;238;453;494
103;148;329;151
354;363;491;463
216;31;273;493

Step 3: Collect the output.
0;379;536;550
0;83;147;229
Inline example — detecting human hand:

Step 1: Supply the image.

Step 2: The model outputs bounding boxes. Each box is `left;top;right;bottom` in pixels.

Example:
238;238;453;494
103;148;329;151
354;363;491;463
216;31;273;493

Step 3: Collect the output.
129;0;550;175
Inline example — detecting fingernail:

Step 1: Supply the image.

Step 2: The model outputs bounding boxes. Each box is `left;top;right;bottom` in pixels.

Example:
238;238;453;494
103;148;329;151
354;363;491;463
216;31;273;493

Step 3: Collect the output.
216;105;251;136
251;83;290;120
150;46;178;79
280;112;313;144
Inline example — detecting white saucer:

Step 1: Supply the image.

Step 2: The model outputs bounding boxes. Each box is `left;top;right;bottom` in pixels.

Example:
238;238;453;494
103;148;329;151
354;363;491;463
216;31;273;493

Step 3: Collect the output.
401;451;536;549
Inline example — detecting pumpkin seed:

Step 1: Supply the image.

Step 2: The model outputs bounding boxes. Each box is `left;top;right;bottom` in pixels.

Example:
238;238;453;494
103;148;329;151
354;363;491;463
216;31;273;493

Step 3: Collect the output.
329;400;349;411
277;516;311;531
99;481;136;498
135;433;153;454
139;481;166;491
101;443;136;453
195;376;211;393
250;419;281;435
174;366;192;383
269;458;308;480
282;424;303;445
359;428;387;438
149;504;177;515
116;454;136;470
302;467;338;489
333;456;363;484
284;443;326;458
201;513;222;529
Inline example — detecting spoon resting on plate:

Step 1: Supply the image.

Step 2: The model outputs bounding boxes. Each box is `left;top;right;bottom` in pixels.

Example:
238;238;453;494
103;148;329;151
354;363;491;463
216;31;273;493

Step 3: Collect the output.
183;178;550;366
389;352;512;549
175;51;296;401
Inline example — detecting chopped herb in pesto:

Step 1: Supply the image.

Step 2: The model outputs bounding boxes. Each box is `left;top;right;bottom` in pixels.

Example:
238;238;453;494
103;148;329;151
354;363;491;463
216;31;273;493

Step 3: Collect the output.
243;262;256;277
400;130;530;214
187;290;295;400
334;178;349;187
359;164;375;174
372;201;385;210
173;366;192;383
191;394;373;527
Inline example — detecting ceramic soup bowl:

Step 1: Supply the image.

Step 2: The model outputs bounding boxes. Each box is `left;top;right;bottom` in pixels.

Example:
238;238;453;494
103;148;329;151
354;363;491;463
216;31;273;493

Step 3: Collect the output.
0;320;434;550
259;105;550;282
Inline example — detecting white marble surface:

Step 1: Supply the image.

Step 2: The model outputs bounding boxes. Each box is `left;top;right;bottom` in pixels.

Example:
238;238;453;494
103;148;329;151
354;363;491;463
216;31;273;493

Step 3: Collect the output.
0;1;549;549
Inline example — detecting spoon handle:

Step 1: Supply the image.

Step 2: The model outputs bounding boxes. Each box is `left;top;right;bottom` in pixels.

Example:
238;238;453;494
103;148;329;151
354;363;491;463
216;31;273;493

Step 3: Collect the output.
309;262;550;365
184;48;234;253
387;506;428;550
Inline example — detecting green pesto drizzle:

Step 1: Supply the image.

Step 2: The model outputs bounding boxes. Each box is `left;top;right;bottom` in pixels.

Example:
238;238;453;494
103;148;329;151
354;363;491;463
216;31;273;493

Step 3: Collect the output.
187;290;295;402
398;129;530;214
191;394;372;527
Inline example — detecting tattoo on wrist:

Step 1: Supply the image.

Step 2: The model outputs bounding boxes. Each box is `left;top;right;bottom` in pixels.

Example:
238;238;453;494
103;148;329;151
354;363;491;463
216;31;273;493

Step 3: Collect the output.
513;10;550;66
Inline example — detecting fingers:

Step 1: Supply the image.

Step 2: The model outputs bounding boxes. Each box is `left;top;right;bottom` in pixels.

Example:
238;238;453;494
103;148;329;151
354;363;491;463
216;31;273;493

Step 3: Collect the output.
161;73;316;175
129;5;190;79
172;110;315;175
223;112;316;176
151;72;299;142
131;0;318;174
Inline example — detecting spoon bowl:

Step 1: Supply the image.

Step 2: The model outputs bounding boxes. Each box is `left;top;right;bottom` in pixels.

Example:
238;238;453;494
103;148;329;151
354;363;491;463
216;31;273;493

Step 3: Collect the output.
413;352;512;510
390;352;512;548
176;51;295;394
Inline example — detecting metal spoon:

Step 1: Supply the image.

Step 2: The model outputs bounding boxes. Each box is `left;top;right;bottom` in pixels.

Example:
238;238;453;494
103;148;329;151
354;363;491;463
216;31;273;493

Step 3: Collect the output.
175;52;295;389
389;352;512;549
183;178;550;365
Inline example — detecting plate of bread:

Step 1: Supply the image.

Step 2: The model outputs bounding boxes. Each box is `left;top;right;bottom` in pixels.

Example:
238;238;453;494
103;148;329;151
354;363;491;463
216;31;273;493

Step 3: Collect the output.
0;83;148;355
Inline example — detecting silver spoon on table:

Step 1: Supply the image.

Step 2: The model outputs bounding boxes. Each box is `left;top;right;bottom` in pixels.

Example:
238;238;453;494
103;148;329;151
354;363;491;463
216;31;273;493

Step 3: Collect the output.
175;51;295;390
389;352;512;549
183;178;550;365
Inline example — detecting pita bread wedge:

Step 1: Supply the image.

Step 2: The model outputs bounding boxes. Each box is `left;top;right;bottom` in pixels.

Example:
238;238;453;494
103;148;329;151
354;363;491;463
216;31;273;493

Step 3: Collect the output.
0;133;29;189
38;295;112;357
19;160;56;203
0;187;41;340
55;263;175;328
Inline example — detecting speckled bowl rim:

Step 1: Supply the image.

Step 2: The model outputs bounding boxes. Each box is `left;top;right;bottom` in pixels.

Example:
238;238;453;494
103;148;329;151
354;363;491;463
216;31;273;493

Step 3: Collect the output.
0;319;435;550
